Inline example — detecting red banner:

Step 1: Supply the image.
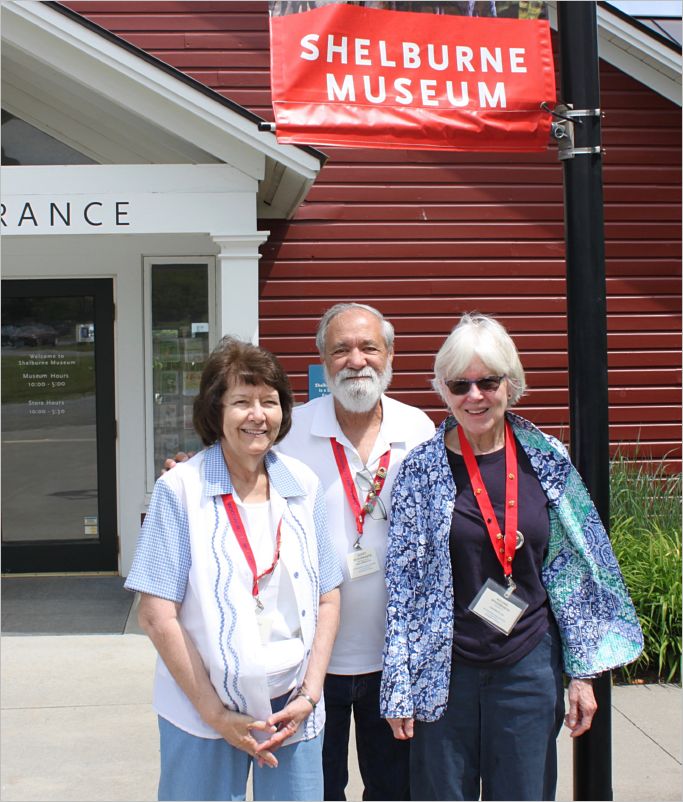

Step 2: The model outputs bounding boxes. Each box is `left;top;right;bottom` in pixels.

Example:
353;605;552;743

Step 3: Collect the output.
270;3;556;151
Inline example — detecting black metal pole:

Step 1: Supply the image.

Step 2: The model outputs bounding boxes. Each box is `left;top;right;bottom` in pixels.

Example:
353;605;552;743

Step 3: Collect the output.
557;3;613;801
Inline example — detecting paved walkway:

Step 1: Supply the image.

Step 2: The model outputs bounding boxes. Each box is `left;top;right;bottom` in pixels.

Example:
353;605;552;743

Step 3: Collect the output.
1;631;680;801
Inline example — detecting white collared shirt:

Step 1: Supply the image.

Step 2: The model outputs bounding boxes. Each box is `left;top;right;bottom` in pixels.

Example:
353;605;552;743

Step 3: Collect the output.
125;445;343;741
277;394;435;674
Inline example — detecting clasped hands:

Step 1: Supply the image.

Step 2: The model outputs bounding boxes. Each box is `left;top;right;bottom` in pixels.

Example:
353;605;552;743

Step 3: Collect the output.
216;694;316;768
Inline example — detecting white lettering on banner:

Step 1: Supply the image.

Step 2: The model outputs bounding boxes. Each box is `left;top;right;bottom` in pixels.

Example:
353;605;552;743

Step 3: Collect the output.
302;34;522;111
456;47;475;72
403;42;421;68
395;78;412;105
300;33;320;60
326;75;506;109
421;79;438;106
479;82;506;108
481;47;503;73
364;76;385;104
300;34;527;73
428;44;449;71
378;40;396;68
355;38;372;66
509;48;527;73
326;33;348;63
327;73;356;102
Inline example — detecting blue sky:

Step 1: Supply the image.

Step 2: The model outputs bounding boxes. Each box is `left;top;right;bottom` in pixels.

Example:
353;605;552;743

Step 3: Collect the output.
607;1;682;16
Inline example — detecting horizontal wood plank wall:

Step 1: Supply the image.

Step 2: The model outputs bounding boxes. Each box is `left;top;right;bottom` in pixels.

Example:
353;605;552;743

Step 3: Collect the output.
66;1;682;471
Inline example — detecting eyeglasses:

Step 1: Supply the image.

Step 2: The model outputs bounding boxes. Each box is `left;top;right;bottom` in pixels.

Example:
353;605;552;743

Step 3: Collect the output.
355;469;388;521
445;375;505;396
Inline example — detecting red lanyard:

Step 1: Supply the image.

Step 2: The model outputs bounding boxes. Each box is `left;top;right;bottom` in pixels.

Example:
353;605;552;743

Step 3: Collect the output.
221;494;282;608
457;420;518;580
330;438;391;537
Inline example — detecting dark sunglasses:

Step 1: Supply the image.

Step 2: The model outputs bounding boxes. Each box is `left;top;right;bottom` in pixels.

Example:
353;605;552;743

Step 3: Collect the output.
445;375;505;396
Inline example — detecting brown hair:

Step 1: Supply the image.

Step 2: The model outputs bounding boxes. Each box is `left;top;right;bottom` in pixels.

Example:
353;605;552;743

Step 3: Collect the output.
193;337;293;447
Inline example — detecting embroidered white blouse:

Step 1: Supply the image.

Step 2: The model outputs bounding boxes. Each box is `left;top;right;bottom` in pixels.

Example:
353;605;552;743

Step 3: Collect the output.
125;443;343;743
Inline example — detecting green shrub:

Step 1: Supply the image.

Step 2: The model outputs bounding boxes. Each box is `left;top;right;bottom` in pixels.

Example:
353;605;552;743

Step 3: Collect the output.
609;457;682;684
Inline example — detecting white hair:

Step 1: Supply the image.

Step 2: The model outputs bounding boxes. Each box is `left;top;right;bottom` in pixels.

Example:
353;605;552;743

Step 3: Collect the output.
432;313;526;406
315;303;395;355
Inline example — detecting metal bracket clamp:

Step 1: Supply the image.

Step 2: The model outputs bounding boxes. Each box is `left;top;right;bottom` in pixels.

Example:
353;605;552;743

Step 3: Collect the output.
563;107;601;119
570;146;602;156
541;102;602;125
543;103;604;161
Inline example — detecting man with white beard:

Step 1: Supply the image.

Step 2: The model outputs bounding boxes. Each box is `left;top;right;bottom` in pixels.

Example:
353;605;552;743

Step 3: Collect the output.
278;303;435;801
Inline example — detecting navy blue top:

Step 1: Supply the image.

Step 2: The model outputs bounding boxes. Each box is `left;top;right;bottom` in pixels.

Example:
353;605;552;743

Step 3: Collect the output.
447;438;553;667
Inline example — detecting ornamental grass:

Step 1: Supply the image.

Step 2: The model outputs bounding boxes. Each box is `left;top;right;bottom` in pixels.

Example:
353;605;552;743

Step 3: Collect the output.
609;455;682;685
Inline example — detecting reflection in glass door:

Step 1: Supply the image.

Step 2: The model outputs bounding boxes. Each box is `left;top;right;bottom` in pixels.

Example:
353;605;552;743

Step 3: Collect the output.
150;263;210;481
1;279;116;573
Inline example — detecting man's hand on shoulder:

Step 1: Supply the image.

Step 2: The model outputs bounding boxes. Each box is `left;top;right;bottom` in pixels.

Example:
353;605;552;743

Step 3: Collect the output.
161;451;193;475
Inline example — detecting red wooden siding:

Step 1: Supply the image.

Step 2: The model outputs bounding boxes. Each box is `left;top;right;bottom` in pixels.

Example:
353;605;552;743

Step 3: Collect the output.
66;1;682;471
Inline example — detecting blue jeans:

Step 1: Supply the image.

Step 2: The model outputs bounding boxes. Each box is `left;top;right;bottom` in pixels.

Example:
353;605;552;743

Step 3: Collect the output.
323;671;410;801
409;628;565;801
157;695;323;801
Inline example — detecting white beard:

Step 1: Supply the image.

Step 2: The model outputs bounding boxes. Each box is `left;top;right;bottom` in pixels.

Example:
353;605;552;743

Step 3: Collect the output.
324;364;393;413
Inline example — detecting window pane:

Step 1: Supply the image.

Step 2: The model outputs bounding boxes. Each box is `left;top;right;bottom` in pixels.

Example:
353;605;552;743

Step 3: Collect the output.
1;110;96;166
2;294;98;542
151;265;209;477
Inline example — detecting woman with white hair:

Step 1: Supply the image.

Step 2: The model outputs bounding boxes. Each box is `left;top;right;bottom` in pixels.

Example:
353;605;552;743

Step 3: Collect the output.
379;312;643;801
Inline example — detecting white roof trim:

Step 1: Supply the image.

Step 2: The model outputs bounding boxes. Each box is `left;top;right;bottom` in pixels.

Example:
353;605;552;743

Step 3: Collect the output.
2;1;324;217
548;1;681;106
598;3;682;105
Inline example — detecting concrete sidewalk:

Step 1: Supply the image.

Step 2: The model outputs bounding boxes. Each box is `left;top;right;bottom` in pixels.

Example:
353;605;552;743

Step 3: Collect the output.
1;632;680;802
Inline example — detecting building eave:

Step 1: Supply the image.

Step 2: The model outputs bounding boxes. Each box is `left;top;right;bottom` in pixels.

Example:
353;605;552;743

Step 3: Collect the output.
548;1;682;106
2;0;327;218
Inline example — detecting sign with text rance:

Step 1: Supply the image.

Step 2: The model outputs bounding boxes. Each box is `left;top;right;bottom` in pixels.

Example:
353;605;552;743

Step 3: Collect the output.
270;2;556;151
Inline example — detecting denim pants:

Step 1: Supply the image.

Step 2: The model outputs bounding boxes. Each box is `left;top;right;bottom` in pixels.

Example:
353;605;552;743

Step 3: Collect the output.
157;694;323;801
323;671;410;801
409;628;565;802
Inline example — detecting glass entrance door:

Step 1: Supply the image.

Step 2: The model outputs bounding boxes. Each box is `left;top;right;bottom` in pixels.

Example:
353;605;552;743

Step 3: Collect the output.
2;279;117;572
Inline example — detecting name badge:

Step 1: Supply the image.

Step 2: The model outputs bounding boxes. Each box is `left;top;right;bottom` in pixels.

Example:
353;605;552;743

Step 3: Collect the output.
468;578;528;635
346;547;380;580
256;612;273;645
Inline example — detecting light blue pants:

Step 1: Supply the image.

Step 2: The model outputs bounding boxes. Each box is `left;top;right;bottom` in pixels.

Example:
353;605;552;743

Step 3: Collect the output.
157;716;323;801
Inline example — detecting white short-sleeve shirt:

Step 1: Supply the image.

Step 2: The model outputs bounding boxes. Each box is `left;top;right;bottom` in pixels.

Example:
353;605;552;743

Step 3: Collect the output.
277;394;435;674
125;444;343;741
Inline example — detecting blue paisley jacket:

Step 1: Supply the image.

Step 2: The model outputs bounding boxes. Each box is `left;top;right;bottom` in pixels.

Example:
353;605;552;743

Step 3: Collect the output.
379;413;643;722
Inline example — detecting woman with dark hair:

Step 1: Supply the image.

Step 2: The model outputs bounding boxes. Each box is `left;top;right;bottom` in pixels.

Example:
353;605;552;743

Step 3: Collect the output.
126;337;342;802
380;313;642;801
